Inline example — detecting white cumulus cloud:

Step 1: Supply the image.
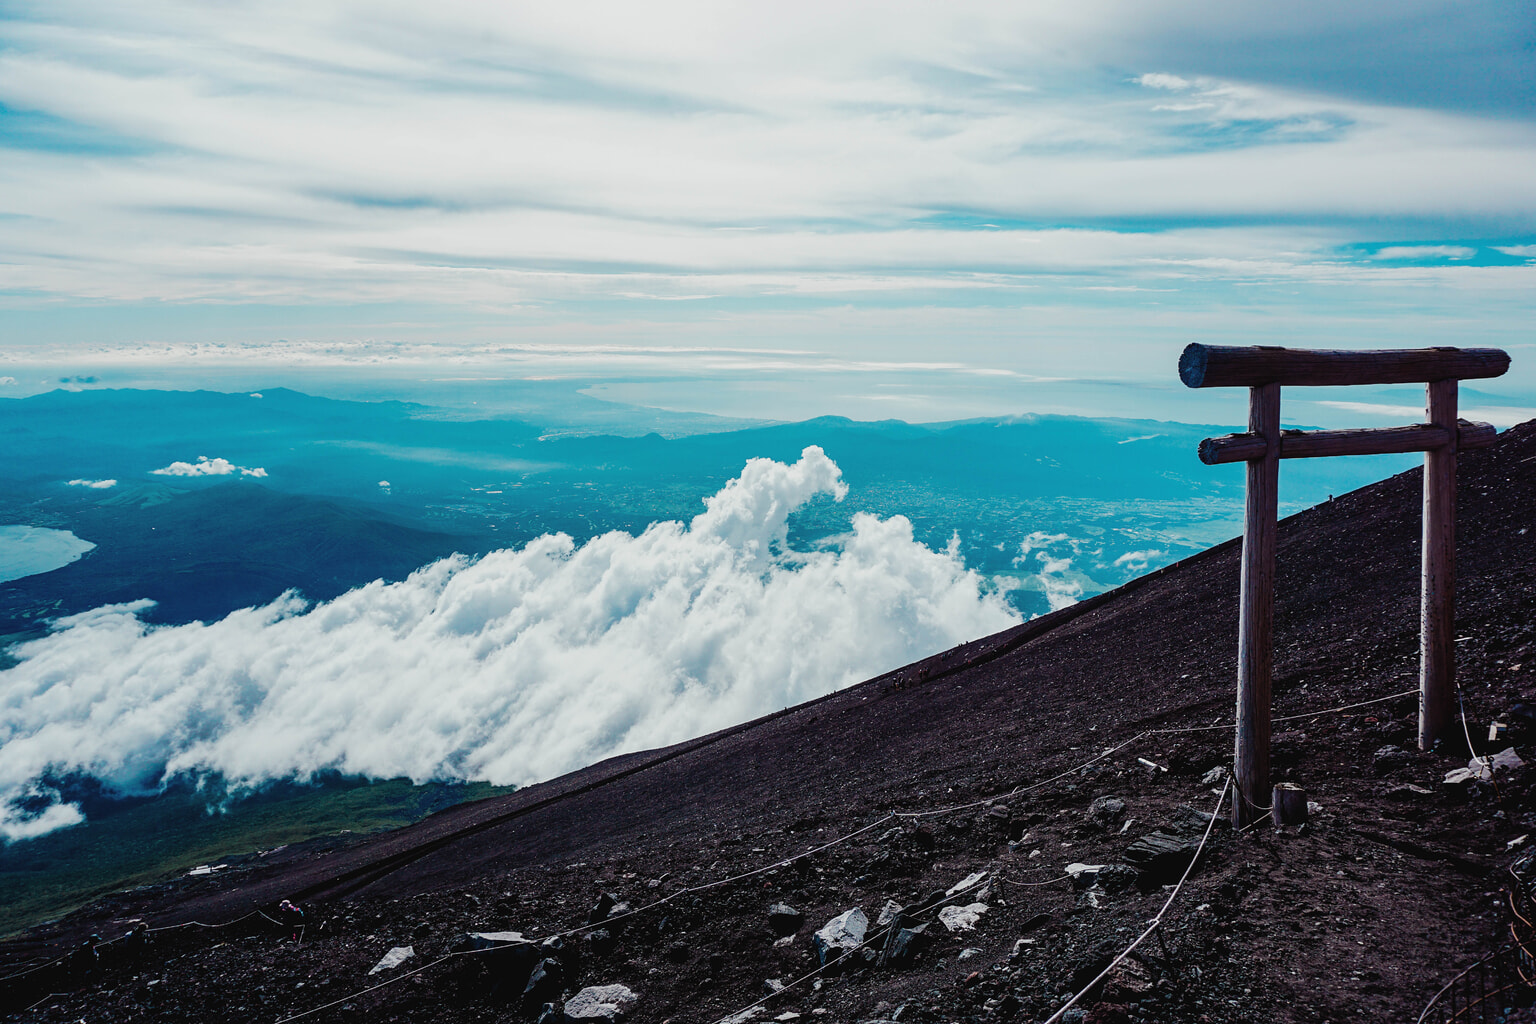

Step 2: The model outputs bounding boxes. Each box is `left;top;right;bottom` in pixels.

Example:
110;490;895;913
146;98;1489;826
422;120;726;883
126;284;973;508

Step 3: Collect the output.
150;455;268;478
1113;548;1165;571
1137;72;1195;91
0;447;1018;841
66;479;117;489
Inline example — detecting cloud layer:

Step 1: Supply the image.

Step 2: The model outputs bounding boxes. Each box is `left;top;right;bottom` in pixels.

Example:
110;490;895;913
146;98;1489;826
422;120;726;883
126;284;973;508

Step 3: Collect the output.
0;448;1018;841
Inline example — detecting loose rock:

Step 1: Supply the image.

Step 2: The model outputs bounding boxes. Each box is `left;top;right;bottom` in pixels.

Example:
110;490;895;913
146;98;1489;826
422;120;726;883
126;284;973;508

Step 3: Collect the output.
767;904;804;937
1373;745;1413;776
1086;796;1127;830
881;923;930;967
521;958;565;1014
937;903;989;932
367;946;414;975
946;871;988;896
585;928;615;957
1122;831;1201;886
565;983;639;1022
812;908;868;966
587;893;617;925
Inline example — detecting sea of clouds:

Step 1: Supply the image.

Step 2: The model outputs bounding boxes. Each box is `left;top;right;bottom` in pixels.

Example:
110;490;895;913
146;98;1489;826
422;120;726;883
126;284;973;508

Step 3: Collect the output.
0;448;1018;841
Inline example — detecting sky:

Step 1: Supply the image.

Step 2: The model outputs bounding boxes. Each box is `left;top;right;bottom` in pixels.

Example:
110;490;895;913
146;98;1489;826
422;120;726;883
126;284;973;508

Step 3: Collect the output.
1;1;1534;423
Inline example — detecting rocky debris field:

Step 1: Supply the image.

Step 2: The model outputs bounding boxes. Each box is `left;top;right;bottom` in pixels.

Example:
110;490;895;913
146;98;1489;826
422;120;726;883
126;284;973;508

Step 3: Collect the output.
5;421;1536;1024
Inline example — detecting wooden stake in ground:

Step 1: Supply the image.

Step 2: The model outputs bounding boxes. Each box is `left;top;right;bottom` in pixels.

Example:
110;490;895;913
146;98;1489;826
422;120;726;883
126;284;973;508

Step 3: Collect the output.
1178;344;1509;827
1271;783;1308;827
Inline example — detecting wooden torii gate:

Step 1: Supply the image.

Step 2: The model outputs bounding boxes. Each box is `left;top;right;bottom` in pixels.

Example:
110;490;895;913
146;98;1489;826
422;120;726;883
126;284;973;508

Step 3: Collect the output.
1179;344;1511;826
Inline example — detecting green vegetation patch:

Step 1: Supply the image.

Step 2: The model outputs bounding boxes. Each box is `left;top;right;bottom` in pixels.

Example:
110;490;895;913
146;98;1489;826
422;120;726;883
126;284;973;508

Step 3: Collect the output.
0;776;516;936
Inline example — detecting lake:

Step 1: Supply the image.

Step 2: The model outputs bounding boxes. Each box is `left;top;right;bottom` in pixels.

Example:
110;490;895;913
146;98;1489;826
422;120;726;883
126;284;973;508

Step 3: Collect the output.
0;525;96;583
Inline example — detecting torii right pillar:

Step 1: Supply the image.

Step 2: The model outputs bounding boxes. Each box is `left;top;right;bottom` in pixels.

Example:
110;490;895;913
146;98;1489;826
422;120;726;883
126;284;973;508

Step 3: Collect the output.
1179;344;1510;826
1420;377;1458;750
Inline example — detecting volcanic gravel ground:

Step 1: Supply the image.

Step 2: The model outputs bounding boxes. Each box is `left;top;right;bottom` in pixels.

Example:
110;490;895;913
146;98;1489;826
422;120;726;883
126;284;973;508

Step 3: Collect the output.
5;422;1536;1024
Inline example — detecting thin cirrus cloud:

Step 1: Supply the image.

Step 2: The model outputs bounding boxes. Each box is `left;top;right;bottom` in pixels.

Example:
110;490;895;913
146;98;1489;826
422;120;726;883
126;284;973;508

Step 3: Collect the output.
0;5;1532;301
0;1;1530;400
1371;246;1476;261
1315;401;1536;431
0;448;1020;841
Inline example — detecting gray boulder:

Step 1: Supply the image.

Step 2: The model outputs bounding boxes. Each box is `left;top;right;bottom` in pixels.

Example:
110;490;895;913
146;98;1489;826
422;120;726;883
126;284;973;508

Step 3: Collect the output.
1123;831;1201;886
565;984;639;1022
588;893;618;925
521;958;565;1014
812;908;868;967
767;903;804;936
881;923;931;968
1373;744;1414;776
1086;796;1127;830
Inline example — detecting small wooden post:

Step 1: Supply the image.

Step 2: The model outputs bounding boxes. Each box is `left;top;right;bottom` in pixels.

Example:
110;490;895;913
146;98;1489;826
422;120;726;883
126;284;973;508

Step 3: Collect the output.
1420;378;1458;750
1235;382;1280;827
1271;783;1308;826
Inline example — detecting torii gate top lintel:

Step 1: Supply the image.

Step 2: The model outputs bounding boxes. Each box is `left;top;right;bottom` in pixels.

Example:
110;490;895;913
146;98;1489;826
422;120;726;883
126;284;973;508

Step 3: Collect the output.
1179;343;1510;390
1178;342;1511;827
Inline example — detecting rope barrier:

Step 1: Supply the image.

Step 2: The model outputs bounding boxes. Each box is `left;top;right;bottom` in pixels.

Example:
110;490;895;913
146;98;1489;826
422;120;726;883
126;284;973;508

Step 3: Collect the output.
994;873;1073;888
259;695;1254;1024
0;909;291;990
1455;681;1505;807
273;953;461;1024
1457;682;1493;773
148;910;273;934
549;814;902;942
0;954;70;986
1155;687;1418;735
1274;687;1418;724
893;732;1149;821
703;874;998;1024
20;991;62;1012
1042;777;1232;1024
1415;946;1512;1024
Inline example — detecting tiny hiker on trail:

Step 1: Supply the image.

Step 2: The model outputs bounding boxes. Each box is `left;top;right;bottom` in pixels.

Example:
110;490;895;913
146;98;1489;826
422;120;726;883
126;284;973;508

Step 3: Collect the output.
277;899;305;942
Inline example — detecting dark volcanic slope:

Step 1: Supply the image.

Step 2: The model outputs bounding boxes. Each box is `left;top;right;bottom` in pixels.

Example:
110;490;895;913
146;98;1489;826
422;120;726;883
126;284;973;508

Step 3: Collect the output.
7;422;1536;1024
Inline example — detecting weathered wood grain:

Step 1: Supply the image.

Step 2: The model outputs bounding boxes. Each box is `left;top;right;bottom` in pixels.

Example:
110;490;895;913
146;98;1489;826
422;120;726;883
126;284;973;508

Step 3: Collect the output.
1420;379;1458;750
1235;382;1279;828
1197;419;1497;465
1180;344;1509;388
